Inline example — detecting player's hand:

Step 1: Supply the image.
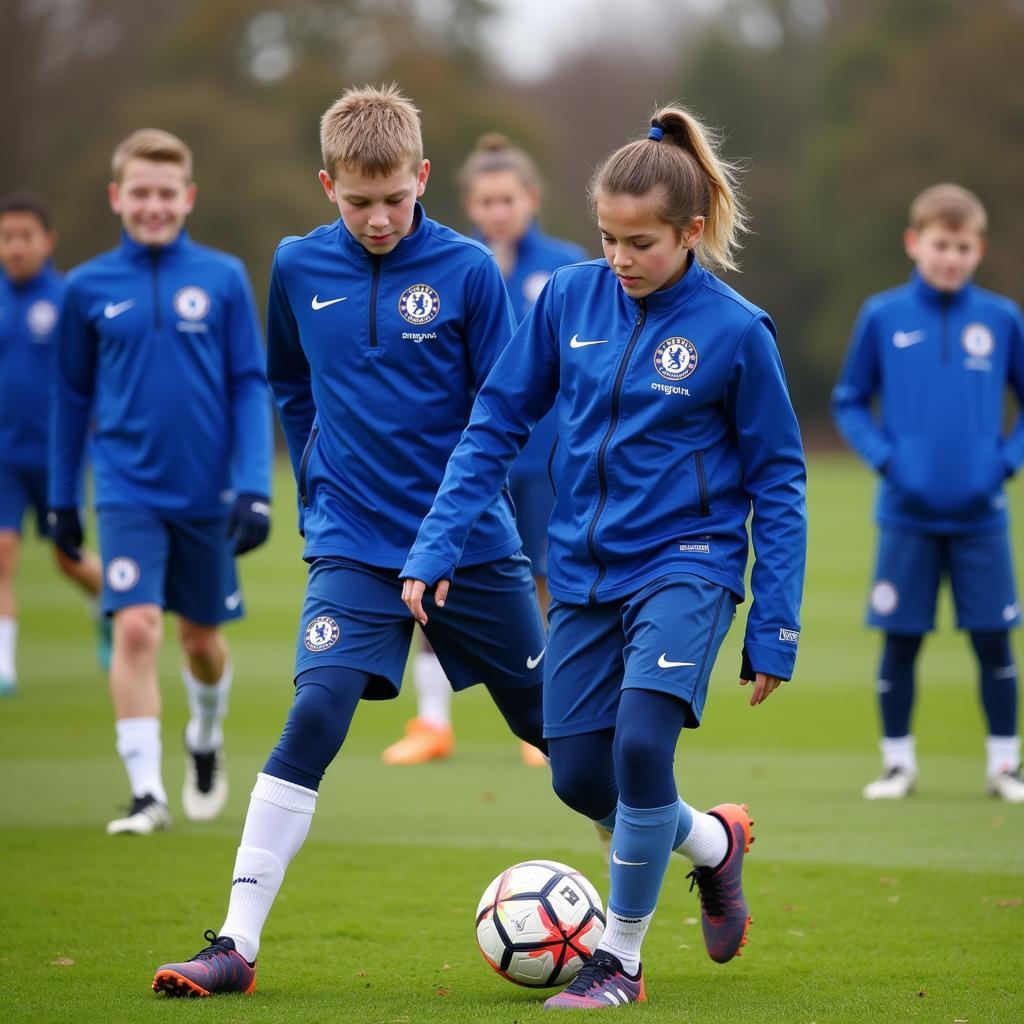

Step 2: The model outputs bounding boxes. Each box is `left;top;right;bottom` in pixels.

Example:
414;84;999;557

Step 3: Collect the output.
739;672;783;706
402;577;450;626
47;508;84;562
226;493;271;555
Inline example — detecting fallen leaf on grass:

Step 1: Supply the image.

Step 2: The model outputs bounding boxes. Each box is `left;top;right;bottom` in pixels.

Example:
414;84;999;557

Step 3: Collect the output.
51;958;74;967
787;929;804;938
995;899;1022;908
887;895;900;904
683;917;698;925
435;987;451;996
878;876;897;887
356;970;369;977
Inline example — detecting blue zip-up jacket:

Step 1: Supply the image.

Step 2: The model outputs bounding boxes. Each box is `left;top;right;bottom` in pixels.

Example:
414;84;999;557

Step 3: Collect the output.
50;230;272;515
832;271;1024;534
502;223;587;478
0;262;64;469
403;257;807;680
267;204;522;568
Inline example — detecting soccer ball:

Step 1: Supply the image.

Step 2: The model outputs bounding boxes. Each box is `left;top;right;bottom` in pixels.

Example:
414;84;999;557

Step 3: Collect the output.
475;859;606;987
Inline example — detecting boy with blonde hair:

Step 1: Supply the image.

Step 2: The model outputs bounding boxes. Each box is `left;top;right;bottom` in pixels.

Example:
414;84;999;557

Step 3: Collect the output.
834;183;1024;802
49;129;273;835
152;84;546;997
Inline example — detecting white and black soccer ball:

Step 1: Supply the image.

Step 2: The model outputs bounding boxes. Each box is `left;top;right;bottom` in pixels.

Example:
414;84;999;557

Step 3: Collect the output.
475;859;605;988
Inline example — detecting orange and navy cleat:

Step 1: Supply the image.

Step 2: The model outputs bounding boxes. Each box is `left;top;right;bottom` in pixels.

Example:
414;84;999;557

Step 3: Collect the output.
687;802;754;964
543;950;646;1010
381;717;454;765
152;930;256;997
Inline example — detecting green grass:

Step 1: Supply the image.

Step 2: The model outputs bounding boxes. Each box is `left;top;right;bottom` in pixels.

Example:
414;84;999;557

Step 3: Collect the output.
2;452;1023;1023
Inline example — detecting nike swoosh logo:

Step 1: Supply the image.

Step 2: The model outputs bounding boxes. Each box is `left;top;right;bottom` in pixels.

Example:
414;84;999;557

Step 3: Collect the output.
311;295;347;310
527;647;546;670
569;334;609;348
104;299;136;319
611;850;648;866
892;330;926;349
224;590;242;611
658;654;696;669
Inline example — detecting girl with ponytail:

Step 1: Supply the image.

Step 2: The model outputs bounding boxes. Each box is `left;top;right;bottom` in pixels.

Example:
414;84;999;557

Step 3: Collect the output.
402;105;806;1009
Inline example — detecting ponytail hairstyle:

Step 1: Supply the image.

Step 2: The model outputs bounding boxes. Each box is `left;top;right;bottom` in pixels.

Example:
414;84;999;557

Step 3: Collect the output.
458;132;542;195
588;105;747;272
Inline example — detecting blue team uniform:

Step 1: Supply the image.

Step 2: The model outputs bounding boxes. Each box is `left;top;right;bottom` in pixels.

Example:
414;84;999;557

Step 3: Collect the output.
266;204;545;696
833;270;1024;632
501;223;586;578
403;254;807;735
50;230;272;622
0;262;63;534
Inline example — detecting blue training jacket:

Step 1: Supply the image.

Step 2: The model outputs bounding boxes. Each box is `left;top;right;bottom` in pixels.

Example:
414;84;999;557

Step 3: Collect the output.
833;271;1024;534
0;262;63;469
502;223;587;479
50;230;272;515
266;203;523;569
403;256;807;680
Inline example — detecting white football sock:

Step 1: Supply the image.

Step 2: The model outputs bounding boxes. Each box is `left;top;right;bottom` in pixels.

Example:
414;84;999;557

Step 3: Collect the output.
986;735;1021;777
414;651;452;728
115;717;166;804
0;616;16;679
183;661;232;754
676;808;729;868
598;910;653;975
219;772;317;962
881;735;917;773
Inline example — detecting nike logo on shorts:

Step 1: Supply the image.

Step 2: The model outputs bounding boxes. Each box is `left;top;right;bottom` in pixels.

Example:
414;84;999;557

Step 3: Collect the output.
569;334;609;348
104;299;136;319
311;295;348;310
611;850;648;866
658;653;695;669
527;647;546;670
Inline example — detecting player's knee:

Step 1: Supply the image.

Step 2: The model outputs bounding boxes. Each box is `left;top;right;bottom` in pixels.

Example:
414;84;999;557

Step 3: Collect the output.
969;630;1013;668
550;758;613;820
612;726;673;787
178;624;222;663
115;607;162;656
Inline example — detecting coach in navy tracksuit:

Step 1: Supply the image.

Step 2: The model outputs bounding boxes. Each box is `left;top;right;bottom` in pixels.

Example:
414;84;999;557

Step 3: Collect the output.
834;183;1024;803
403;108;806;1007
49;130;272;836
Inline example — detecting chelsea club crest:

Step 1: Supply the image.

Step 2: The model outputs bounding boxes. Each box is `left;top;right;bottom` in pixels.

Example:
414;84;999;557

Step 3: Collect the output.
304;615;340;652
399;284;440;325
173;286;211;321
654;337;698;381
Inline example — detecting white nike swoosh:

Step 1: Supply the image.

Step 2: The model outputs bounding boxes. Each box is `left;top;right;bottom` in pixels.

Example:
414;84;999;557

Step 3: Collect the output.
569;333;609;348
224;590;242;611
658;654;696;669
311;295;348;310
527;647;546;670
892;330;926;349
611;850;648;866
104;299;136;319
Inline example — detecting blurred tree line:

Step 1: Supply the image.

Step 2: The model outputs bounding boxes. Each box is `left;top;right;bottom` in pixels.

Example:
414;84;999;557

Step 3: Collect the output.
4;0;1022;427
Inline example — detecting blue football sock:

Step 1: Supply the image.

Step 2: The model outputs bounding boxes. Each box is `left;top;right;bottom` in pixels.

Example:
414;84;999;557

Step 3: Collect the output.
878;633;922;738
607;800;678;918
971;631;1018;736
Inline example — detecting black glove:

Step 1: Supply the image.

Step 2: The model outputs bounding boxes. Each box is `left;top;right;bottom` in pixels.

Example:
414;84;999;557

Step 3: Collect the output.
226;493;271;555
47;508;84;562
739;645;755;682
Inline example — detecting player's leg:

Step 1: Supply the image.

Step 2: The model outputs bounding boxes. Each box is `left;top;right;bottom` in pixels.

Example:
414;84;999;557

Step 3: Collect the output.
381;632;455;765
950;527;1023;800
863;528;941;799
0;529;20;695
52;543;109;670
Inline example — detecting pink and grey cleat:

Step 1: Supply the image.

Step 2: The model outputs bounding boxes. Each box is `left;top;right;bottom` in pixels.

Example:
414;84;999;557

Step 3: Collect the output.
152;930;256;997
543;950;646;1010
686;802;754;964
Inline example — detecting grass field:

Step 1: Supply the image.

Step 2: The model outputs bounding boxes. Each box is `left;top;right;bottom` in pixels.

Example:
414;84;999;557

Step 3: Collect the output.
2;453;1023;1024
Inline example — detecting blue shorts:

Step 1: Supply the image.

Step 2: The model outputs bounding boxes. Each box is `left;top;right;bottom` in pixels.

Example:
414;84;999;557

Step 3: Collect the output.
868;526;1020;633
98;507;243;625
508;470;553;578
295;553;546;699
544;573;737;739
0;464;48;535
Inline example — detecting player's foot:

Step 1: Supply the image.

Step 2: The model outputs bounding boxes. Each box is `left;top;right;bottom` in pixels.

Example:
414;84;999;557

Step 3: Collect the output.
182;747;228;821
687;802;753;964
95;613;113;672
0;674;16;697
106;794;172;835
521;740;547;766
381;717;454;765
988;765;1024;803
543;950;645;1010
152;930;256;997
863;766;916;800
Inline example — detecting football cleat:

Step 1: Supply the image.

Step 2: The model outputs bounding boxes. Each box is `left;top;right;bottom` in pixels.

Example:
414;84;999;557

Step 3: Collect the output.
687;802;753;964
988;765;1024;803
381;717;454;765
153;930;256;997
182;747;228;822
106;794;172;835
543;950;645;1010
521;740;548;766
863;766;916;800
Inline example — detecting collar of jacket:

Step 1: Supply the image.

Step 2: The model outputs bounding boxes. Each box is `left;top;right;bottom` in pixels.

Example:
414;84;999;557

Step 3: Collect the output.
334;202;429;263
4;259;58;293
118;228;190;263
910;268;974;307
630;250;708;313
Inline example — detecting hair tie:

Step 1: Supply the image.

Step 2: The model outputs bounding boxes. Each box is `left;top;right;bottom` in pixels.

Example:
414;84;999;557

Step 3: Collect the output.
648;121;664;141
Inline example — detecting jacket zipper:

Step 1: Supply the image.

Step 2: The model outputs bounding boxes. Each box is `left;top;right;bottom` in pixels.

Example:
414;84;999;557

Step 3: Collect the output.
369;256;381;348
150;250;161;328
695;450;711;516
586;299;647;603
299;424;320;507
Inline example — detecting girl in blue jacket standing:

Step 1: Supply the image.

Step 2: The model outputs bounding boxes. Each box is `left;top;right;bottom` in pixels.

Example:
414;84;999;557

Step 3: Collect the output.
402;106;807;1009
